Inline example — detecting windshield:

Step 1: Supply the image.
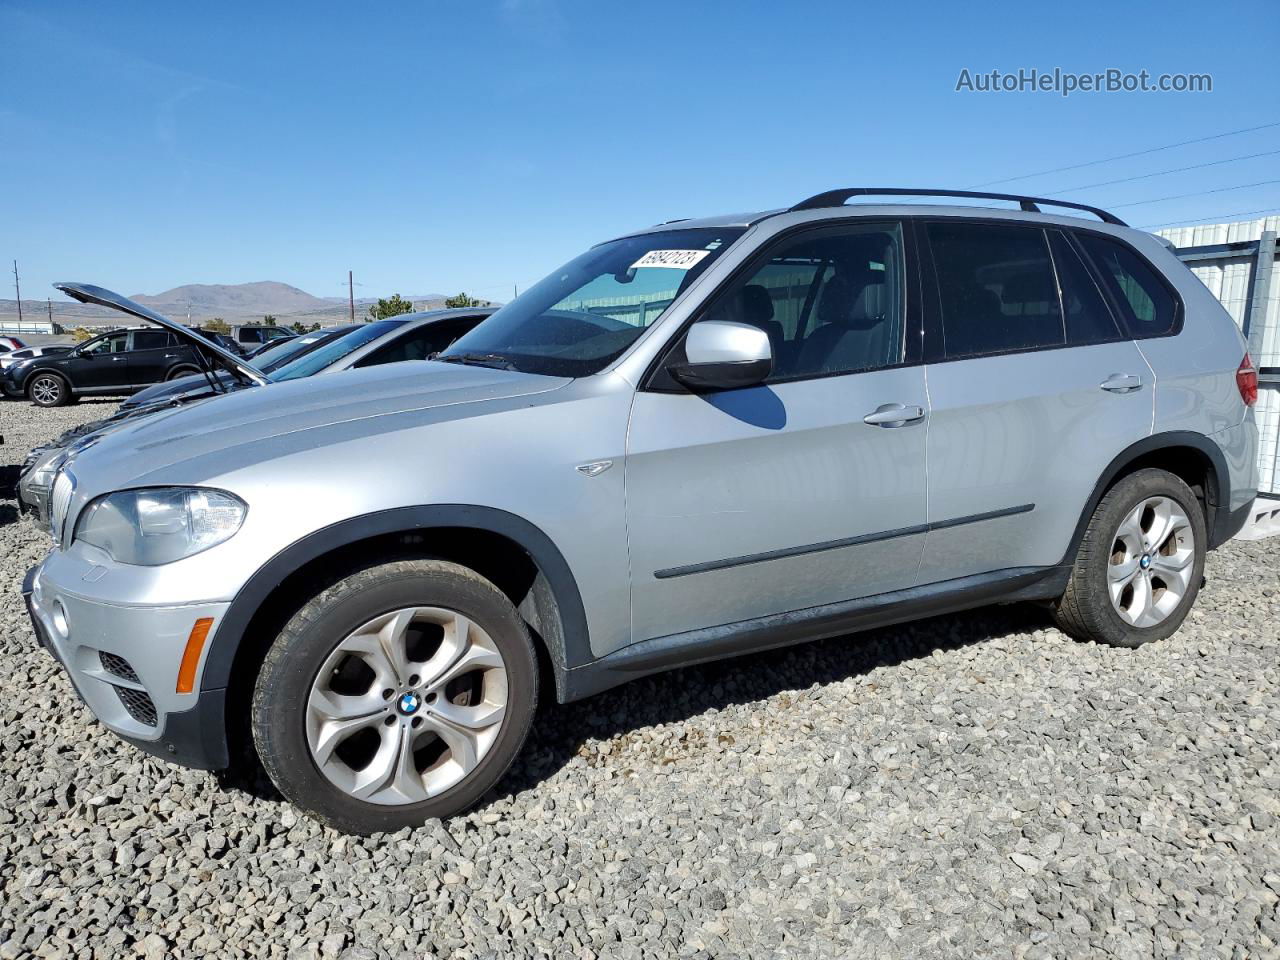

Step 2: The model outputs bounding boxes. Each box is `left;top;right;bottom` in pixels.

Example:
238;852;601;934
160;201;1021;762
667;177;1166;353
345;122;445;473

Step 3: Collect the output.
268;320;406;382
439;227;745;376
253;329;347;373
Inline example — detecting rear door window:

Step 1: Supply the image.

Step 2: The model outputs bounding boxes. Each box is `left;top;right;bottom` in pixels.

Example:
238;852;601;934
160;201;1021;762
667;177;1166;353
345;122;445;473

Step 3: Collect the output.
926;222;1065;359
1075;233;1180;338
130;329;172;351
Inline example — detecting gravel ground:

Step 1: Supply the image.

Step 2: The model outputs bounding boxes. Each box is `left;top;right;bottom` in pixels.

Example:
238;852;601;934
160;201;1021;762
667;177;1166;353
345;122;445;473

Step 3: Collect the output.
1;398;1278;960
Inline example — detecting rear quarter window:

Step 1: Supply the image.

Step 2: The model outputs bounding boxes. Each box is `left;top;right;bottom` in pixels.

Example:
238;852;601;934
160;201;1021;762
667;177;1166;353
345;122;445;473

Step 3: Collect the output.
1075;233;1180;338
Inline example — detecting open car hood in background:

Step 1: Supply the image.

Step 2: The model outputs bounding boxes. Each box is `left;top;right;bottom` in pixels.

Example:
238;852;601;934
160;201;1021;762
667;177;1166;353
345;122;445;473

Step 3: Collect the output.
54;282;269;387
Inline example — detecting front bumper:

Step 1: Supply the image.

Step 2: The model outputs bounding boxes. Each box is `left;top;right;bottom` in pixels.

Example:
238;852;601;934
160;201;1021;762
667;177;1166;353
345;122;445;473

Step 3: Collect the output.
22;562;232;769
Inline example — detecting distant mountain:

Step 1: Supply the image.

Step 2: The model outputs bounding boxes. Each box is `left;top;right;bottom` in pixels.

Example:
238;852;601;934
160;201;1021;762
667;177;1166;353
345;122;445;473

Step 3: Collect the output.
0;282;492;331
130;281;331;317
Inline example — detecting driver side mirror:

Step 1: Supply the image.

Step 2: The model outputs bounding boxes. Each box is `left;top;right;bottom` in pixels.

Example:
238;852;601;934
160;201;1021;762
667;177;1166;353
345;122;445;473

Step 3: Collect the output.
669;320;772;391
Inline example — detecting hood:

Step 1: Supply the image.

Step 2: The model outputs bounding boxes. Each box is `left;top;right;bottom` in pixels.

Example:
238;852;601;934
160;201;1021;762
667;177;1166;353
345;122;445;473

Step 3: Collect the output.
54;282;267;387
63;359;571;489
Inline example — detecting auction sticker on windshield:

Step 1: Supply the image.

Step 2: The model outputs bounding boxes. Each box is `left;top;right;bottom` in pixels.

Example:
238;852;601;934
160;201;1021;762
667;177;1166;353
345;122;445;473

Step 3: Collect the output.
630;249;711;270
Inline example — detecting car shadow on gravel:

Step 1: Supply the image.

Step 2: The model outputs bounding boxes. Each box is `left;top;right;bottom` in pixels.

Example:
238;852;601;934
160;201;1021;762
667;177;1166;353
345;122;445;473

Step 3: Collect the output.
495;601;1058;804
215;602;1058;812
0;465;20;499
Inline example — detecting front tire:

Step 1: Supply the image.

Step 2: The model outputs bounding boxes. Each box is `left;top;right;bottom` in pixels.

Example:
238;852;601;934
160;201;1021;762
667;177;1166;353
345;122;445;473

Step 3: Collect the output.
1053;468;1206;648
28;373;72;407
251;559;538;834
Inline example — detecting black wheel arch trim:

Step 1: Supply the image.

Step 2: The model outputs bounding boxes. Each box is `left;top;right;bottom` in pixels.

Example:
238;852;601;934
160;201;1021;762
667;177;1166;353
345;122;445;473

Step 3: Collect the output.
1062;430;1233;561
201;504;591;695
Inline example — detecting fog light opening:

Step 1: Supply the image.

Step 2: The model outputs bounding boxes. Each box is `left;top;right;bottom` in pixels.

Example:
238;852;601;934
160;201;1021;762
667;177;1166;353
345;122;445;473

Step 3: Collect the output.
50;599;69;639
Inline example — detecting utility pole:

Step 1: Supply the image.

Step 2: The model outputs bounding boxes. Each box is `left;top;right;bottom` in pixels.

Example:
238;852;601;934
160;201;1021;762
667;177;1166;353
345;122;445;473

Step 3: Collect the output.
348;270;355;322
12;260;22;325
47;298;52;325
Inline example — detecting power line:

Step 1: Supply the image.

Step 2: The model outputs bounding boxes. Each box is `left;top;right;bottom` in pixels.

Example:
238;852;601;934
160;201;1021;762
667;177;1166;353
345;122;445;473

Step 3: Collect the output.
1141;207;1280;229
1051;149;1280;194
970;120;1280;188
1109;178;1280;209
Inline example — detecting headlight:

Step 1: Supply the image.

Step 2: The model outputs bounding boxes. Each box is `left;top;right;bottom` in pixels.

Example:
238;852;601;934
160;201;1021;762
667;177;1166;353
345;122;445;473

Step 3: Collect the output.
74;487;247;566
20;446;61;484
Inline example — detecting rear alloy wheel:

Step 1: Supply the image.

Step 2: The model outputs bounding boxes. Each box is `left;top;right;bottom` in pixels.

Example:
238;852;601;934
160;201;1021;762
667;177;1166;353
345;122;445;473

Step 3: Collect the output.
1053;468;1206;647
28;373;70;407
252;559;538;833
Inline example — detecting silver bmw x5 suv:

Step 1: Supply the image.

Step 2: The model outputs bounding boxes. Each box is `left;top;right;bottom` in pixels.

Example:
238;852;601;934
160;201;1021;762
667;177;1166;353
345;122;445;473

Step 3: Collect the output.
23;188;1259;833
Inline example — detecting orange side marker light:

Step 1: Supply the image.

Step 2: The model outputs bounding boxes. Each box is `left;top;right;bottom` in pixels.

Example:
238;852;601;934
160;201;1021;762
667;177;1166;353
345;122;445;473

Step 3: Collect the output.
176;617;214;694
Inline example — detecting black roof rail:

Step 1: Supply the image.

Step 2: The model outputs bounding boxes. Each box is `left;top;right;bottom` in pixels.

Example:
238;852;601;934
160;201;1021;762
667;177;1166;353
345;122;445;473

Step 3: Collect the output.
789;187;1127;226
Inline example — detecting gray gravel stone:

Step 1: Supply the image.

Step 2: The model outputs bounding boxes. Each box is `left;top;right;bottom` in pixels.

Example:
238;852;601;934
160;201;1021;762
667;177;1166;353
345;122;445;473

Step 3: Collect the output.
1;399;1278;959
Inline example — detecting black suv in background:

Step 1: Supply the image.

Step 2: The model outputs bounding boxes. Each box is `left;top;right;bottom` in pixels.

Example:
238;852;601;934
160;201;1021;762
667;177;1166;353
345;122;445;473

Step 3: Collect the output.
2;326;237;407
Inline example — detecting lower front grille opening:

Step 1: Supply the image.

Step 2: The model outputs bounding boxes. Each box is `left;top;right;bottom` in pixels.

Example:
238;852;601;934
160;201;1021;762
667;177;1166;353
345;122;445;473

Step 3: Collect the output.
99;651;141;684
112;685;158;727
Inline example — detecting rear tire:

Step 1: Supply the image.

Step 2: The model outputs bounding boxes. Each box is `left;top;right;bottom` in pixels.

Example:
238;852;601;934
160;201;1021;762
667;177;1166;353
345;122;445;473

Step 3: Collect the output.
27;373;71;407
166;366;200;381
251;559;538;834
1053;468;1206;648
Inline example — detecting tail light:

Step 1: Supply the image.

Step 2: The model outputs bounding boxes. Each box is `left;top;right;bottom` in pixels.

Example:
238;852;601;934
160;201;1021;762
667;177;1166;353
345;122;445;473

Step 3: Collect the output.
1237;353;1258;407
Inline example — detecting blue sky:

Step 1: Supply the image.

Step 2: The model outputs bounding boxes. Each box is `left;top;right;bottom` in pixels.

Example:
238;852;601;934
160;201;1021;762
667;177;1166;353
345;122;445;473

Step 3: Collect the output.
2;0;1278;304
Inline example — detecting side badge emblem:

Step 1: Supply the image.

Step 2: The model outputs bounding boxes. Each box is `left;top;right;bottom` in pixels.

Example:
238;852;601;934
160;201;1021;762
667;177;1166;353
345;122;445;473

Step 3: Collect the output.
575;460;613;478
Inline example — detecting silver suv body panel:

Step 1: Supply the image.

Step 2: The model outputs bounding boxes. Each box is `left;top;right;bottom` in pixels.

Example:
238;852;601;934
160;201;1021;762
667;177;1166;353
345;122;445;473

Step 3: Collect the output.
24;201;1258;768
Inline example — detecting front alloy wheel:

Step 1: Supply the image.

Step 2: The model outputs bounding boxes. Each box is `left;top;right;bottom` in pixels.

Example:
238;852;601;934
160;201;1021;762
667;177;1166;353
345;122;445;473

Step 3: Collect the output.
306;606;509;805
29;374;68;407
252;559;538;834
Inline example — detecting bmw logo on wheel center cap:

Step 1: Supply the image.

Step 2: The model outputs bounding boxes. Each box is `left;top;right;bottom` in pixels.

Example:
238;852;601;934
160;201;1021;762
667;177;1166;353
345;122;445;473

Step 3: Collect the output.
1139;554;1152;569
397;692;422;715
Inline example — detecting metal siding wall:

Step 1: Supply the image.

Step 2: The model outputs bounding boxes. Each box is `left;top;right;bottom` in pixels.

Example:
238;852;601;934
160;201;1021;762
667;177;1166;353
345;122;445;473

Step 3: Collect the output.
1159;217;1280;496
1257;386;1280;495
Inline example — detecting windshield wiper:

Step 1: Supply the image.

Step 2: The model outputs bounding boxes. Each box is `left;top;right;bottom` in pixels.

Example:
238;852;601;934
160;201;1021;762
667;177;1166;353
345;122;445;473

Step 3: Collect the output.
438;352;517;371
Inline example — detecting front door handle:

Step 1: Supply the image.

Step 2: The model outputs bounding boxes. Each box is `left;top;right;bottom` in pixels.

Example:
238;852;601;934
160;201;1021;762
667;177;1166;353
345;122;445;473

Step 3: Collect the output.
111;356;127;362
1100;373;1142;393
863;403;925;427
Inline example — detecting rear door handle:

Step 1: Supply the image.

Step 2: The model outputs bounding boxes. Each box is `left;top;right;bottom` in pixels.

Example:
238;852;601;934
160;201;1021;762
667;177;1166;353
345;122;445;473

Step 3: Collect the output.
111;356;127;362
863;403;925;427
1100;373;1142;393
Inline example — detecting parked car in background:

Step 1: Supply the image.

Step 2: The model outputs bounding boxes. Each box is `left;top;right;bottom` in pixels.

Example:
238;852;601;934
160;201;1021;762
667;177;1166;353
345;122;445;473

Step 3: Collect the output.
24;189;1257;834
233;324;294;352
121;308;492;412
17;300;495;520
2;324;256;406
242;333;296;359
117;326;345;411
0;335;28;352
1;344;74;371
